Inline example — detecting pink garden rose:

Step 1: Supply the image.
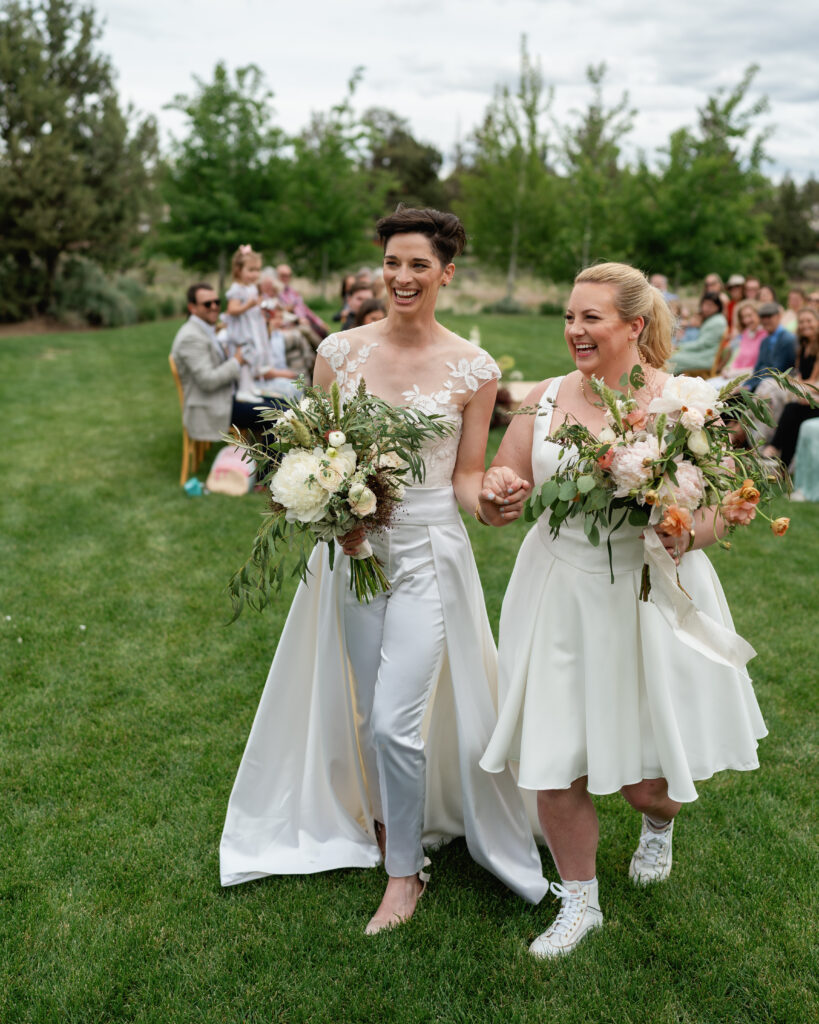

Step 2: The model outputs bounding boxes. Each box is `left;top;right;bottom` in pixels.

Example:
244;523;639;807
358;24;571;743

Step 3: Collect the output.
610;436;661;496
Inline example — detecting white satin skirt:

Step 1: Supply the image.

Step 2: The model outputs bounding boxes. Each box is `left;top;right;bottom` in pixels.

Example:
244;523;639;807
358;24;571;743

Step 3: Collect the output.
220;486;548;904
481;519;767;804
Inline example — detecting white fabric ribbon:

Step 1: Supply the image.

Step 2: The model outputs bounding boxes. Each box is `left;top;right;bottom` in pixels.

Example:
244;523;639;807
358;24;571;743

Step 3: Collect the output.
642;529;756;670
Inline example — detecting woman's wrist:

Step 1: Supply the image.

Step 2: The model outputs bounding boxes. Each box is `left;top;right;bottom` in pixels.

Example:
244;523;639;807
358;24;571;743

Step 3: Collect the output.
474;501;491;526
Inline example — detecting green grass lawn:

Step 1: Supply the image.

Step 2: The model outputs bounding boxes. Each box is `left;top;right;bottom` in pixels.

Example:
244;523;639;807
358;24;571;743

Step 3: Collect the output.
1;317;816;1024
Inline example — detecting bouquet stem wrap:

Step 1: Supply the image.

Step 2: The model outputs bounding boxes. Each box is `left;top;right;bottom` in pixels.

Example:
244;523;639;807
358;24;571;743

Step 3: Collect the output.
642;530;756;670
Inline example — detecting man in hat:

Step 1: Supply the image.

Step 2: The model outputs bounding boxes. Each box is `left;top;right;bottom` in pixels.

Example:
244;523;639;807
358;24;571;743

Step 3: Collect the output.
745;303;796;392
668;292;728;373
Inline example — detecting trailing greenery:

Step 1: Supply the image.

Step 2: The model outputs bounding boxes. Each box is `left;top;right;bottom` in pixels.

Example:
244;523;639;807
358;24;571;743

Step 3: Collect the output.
1;317;816;1023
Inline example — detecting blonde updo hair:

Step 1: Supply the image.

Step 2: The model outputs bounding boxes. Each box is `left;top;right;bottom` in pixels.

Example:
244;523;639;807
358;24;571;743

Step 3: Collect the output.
574;262;673;369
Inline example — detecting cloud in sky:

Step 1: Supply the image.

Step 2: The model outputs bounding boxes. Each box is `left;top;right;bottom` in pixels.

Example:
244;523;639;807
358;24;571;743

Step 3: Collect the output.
95;0;818;181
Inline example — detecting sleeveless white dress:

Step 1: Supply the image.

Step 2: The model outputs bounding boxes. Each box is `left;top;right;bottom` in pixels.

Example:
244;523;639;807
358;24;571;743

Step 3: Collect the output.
220;332;548;903
481;377;767;803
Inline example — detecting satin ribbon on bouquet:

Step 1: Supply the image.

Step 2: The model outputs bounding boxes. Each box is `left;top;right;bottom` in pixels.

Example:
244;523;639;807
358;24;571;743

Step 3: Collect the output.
642;530;756;670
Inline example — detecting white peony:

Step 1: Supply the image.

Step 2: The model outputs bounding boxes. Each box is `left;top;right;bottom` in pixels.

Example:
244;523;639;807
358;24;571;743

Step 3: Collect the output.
270;451;329;523
648;375;722;420
348;482;377;517
609;436;661;496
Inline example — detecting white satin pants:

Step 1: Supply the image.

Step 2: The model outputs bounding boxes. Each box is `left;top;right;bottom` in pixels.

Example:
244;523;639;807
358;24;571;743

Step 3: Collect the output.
344;518;447;878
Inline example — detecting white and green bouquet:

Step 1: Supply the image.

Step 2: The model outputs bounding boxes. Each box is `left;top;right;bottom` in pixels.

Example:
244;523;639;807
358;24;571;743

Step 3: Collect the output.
228;380;452;617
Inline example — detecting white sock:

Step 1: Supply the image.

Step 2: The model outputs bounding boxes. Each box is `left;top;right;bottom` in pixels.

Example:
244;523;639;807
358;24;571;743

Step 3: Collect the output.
646;815;673;832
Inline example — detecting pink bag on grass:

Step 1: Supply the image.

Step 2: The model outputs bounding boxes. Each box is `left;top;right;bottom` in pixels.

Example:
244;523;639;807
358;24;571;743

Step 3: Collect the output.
205;445;256;496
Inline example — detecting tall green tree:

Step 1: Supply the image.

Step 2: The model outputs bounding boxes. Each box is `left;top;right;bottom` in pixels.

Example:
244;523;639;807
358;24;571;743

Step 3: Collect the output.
549;64;636;279
0;0;158;318
763;176;819;274
455;37;555;299
362;107;446;211
277;72;390;286
632;65;778;284
157;62;286;292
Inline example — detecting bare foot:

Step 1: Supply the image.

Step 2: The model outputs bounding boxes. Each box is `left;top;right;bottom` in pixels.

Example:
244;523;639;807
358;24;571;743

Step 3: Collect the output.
365;874;425;935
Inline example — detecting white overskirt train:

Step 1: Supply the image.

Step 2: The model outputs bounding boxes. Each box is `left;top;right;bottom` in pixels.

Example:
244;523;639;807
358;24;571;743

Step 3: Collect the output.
220;486;548;904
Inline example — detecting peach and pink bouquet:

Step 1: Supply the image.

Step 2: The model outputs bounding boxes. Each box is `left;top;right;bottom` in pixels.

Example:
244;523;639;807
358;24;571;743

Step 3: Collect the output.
525;367;803;598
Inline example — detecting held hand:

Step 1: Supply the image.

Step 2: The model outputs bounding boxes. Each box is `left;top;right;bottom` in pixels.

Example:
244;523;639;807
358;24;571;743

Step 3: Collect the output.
340;525;367;556
234;347;246;366
653;526;692;566
480;465;531;520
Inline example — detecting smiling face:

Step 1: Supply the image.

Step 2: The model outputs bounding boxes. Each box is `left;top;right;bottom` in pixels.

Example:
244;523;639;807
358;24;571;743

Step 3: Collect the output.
797;309;819;343
239;259;261;286
189;287;220;325
739;305;760;331
382;233;453;316
564;282;643;376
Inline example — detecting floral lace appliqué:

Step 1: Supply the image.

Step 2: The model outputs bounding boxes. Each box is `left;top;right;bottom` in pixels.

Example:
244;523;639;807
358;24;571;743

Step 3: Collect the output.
317;334;378;398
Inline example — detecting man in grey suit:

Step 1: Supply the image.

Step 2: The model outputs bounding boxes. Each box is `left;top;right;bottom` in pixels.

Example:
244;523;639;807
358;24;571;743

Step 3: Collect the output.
171;283;276;439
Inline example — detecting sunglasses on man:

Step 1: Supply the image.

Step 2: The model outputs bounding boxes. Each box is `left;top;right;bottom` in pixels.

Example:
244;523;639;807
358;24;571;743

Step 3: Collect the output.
200;299;220;309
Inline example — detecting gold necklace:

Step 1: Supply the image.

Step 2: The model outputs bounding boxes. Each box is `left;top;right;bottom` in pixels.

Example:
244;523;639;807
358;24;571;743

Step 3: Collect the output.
578;375;600;407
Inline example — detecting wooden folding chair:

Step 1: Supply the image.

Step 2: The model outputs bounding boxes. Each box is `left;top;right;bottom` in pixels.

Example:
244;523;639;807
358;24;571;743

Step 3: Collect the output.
169;354;211;486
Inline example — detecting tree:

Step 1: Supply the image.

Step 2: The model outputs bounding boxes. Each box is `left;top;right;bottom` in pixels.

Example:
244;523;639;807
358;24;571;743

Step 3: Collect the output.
631;65;778;285
276;72;390;286
454;36;555;299
157;62;286;293
763;176;819;274
0;0;158;318
549;64;637;279
362;108;446;211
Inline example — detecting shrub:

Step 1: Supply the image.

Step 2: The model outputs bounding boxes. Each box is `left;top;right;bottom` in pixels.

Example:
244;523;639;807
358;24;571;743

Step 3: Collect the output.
49;257;138;327
481;297;528;315
539;300;565;316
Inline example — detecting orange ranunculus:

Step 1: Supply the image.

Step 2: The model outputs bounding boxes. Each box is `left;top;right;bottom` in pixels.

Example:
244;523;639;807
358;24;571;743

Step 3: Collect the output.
659;505;693;536
721;490;758;526
771;516;790;536
737;479;760;504
597;448;615;470
624;409;648;430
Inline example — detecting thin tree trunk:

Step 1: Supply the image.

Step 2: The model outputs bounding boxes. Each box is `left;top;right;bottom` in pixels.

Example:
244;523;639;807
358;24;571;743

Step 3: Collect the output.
218;249;227;296
320;244;329;298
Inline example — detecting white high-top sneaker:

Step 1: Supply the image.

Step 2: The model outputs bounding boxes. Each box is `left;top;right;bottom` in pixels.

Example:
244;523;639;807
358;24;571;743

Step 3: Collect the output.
529;879;603;958
629;814;674;885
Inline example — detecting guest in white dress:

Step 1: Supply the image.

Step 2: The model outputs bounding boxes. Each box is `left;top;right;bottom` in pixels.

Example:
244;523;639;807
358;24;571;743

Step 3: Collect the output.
220;208;547;934
224;245;299;401
478;262;766;958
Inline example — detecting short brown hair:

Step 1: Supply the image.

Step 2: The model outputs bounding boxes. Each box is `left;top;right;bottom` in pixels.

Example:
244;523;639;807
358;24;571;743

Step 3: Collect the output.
376;205;466;265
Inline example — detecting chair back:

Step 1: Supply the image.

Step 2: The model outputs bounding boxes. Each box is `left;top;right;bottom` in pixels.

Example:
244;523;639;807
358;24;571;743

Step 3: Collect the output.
169;354;184;409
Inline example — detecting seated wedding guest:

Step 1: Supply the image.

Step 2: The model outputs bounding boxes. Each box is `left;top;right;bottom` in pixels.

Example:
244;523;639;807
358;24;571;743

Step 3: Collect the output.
171;284;275;437
743;276;761;301
702;272;729;306
250;300;300;399
668;292;727;373
745;303;797;392
761;307;819;468
261;301;316;386
258;267;282;301
333;273;357;322
709;301;765;387
355;298;387;327
781;288;805;334
725;274;746;332
342;282;375;330
275;263;329;339
731;303;799;447
808;291;819;309
649;272;677;302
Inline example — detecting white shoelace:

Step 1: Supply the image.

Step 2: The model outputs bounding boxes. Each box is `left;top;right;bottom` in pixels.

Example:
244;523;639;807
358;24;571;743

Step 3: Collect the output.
636;828;670;867
547;881;587;939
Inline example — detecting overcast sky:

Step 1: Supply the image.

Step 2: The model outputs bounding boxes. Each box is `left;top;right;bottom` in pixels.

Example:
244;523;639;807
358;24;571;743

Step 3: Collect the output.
95;0;818;182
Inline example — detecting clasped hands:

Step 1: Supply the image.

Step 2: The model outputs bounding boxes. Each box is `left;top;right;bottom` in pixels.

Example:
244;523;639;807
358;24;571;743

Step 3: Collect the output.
478;467;532;525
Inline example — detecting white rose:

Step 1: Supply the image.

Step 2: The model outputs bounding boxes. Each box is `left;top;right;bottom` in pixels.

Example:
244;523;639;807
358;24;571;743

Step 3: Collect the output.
270;451;329;523
686;428;710;457
348;482;377;517
680;407;705;431
598;425;617;443
376;450;406;471
327;430;346;447
312;443;357;492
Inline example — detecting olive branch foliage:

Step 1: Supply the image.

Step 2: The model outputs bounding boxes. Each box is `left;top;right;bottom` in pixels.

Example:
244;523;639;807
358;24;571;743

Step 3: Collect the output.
226;379;453;620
